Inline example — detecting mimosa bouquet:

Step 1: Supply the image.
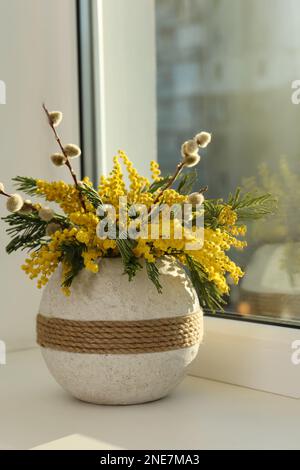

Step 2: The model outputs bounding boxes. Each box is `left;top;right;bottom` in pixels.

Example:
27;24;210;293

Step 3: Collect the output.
0;105;276;311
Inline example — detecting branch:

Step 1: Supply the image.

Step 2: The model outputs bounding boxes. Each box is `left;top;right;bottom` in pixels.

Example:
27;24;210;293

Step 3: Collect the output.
0;189;11;198
42;103;86;211
153;161;185;204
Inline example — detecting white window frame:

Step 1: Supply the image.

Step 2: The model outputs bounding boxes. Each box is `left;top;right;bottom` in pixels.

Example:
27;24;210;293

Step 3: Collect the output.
78;0;300;399
78;0;157;180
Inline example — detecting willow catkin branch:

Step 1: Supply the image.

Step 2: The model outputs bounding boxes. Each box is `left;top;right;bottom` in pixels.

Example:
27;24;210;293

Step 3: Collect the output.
42;103;86;211
153;161;185;205
0;190;11;198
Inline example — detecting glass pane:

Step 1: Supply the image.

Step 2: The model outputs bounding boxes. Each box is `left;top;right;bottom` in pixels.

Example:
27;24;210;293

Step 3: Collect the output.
156;0;300;326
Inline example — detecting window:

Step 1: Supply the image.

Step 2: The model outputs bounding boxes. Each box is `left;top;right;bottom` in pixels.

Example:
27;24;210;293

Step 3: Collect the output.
156;0;300;327
79;0;300;397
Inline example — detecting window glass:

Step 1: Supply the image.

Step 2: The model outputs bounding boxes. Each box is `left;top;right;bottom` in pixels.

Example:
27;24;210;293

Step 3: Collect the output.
156;0;300;326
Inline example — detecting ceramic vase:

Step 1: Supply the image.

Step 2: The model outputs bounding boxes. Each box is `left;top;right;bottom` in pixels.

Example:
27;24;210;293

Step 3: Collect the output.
38;258;203;405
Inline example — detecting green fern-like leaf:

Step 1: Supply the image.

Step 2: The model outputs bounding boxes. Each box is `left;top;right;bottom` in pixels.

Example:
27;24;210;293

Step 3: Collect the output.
2;212;47;253
185;254;225;313
176;170;197;195
60;241;86;288
228;188;277;221
146;261;162;293
116;237;142;281
148;176;171;194
13;176;39;196
79;183;103;209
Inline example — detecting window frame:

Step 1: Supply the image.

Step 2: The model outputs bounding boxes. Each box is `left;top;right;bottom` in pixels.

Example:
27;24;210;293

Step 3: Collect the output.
77;0;300;398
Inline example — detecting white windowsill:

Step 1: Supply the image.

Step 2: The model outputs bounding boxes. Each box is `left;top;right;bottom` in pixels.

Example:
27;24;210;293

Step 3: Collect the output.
189;316;300;398
0;348;299;450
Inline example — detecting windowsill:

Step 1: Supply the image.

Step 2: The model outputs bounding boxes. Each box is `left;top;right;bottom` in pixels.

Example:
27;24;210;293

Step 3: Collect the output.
189;316;300;398
0;348;299;450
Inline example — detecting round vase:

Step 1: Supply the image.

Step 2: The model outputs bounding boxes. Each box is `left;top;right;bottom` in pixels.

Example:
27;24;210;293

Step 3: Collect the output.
38;257;203;405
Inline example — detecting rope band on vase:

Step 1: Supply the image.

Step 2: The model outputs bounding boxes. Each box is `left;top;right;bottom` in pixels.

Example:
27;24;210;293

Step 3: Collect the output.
36;311;203;355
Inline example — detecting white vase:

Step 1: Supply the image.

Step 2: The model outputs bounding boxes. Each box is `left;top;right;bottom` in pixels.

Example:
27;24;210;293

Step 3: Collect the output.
38;257;203;405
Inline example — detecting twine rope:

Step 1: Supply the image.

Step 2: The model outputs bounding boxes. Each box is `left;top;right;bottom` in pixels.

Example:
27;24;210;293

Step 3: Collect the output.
37;311;202;354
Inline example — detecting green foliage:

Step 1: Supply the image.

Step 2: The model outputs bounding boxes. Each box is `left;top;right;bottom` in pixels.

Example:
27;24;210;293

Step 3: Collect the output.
51;214;72;228
203;199;223;229
148;176;171;194
117;238;162;292
116;237;142;281
176;170;198;195
2;212;47;254
228;187;277;221
203;189;277;230
148;170;197;196
241;160;296;245
185;254;226;313
146;261;162;293
13;176;38;196
79;183;103;209
5;170;276;306
60;241;86;288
